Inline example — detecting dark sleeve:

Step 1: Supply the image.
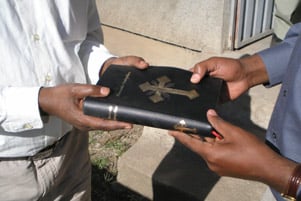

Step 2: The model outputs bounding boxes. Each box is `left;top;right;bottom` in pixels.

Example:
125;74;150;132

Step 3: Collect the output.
258;23;301;87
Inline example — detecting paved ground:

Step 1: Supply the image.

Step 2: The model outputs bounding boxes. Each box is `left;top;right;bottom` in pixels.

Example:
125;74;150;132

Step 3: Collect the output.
102;25;279;201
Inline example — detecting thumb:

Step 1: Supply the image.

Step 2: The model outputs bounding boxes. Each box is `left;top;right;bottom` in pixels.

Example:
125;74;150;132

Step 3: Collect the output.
73;84;110;99
119;56;149;69
207;109;228;139
76;85;111;111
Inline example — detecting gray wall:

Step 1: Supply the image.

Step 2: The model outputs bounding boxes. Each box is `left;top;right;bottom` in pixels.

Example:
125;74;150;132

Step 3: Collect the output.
97;0;233;53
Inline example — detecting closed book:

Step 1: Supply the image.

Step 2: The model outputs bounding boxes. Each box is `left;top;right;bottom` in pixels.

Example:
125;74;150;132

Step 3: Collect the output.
83;65;223;137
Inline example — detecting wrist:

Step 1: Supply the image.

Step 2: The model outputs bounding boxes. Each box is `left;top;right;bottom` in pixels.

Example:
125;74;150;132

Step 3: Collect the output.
100;57;117;76
38;87;51;116
282;164;301;201
239;54;269;88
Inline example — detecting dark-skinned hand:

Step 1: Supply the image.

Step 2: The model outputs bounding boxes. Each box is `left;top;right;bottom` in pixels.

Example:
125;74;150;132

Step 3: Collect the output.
169;109;297;193
39;55;148;131
190;55;268;101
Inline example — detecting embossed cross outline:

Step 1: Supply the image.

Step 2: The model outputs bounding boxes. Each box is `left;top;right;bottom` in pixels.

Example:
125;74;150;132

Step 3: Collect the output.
139;76;199;103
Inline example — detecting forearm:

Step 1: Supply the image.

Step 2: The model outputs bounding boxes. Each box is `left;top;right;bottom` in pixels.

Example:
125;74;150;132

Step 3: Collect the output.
239;54;269;88
259;156;297;194
256;24;301;87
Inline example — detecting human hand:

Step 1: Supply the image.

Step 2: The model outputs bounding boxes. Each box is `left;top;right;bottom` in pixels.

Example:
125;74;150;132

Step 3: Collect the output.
38;84;133;131
190;55;268;101
100;55;149;75
169;109;297;193
190;57;249;101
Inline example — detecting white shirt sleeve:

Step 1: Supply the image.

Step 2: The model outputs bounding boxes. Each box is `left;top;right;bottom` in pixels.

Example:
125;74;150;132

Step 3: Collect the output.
79;0;116;84
80;31;115;84
0;86;43;132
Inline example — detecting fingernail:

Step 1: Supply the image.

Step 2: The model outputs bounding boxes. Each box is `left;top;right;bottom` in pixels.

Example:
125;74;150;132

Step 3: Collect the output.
140;60;148;67
207;109;217;116
100;87;110;95
124;124;132;129
190;74;200;82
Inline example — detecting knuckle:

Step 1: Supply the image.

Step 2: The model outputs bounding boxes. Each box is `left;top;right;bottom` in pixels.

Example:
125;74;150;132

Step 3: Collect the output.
206;152;221;167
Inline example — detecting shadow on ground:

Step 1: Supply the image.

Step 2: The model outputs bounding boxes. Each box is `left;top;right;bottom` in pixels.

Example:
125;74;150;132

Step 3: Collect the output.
91;164;150;201
151;91;267;201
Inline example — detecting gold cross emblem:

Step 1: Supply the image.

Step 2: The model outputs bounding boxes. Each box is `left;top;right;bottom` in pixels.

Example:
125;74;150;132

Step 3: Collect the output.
139;76;199;103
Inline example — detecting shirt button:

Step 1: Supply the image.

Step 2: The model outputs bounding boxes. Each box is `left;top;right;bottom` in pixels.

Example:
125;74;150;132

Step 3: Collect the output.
23;123;33;129
44;74;52;86
272;132;277;140
32;34;40;42
45;74;52;81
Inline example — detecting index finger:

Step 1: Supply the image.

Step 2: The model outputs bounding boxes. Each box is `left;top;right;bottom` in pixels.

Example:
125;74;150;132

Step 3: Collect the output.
80;114;133;131
168;131;212;157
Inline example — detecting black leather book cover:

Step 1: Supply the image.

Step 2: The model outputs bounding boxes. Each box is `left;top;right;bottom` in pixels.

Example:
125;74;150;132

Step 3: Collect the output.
83;65;223;137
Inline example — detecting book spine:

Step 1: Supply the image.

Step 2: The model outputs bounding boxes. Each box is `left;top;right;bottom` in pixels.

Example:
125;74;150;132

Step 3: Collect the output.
83;100;213;137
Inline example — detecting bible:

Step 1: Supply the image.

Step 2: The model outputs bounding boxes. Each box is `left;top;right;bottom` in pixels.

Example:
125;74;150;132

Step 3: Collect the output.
83;65;223;137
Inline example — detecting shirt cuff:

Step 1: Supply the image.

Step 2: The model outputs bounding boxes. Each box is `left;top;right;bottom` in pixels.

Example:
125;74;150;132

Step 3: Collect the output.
258;42;293;87
87;44;115;84
1;87;43;132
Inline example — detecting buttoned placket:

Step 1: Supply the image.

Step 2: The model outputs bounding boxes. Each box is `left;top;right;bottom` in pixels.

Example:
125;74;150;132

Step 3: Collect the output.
270;87;289;144
31;32;53;87
12;1;48;130
16;3;53;129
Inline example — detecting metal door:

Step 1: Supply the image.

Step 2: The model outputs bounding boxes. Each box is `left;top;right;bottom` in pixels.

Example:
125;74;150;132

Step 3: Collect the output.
230;0;274;49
